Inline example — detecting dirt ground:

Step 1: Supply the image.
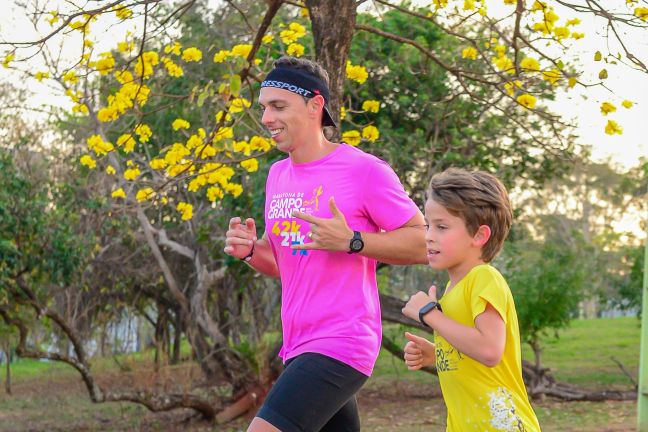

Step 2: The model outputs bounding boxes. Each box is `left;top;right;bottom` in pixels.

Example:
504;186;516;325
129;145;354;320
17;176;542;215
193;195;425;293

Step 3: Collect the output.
0;369;638;431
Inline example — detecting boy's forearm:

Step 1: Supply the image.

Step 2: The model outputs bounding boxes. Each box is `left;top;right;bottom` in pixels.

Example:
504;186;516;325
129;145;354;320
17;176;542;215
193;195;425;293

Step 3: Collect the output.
422;311;502;367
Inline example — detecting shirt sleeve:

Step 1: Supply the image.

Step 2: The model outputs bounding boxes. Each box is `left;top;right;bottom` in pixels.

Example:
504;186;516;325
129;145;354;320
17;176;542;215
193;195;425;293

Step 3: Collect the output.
470;267;509;324
362;159;419;231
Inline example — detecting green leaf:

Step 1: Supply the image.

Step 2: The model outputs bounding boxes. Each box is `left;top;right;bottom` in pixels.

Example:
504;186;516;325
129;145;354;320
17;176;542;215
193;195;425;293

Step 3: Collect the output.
598;68;608;80
594;51;602;61
230;74;241;97
197;90;208;107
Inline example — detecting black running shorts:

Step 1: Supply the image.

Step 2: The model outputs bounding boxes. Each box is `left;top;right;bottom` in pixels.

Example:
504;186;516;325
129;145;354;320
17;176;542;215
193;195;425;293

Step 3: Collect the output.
256;352;369;432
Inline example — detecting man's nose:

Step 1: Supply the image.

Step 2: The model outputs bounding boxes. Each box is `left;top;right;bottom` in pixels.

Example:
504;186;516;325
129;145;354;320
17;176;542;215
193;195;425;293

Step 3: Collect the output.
261;107;273;125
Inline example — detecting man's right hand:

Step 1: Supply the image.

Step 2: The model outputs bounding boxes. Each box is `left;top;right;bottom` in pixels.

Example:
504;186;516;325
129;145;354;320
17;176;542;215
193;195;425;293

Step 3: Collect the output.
224;217;257;259
403;332;436;371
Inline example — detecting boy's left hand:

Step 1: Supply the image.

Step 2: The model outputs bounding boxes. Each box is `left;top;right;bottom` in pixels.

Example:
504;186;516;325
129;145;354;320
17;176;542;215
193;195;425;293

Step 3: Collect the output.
402;285;438;323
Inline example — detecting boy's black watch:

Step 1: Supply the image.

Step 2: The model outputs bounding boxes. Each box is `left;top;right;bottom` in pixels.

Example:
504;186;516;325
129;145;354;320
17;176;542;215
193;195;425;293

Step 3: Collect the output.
419;301;442;327
348;231;364;254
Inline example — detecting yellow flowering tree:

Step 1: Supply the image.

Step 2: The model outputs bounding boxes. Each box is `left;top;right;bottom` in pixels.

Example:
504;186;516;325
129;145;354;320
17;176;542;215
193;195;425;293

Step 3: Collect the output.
1;0;647;419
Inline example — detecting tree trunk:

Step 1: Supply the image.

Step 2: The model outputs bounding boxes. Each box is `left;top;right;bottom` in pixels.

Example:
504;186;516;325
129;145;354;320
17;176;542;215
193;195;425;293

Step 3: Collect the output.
3;342;11;396
171;311;182;364
305;0;357;130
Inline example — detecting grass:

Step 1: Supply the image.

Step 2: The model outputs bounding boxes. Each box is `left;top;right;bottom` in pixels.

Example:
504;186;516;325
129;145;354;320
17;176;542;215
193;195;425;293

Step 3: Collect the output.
519;316;640;389
0;317;641;431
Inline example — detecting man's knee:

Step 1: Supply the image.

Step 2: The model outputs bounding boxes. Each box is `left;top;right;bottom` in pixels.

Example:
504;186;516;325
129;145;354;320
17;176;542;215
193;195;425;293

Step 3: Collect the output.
247;416;282;432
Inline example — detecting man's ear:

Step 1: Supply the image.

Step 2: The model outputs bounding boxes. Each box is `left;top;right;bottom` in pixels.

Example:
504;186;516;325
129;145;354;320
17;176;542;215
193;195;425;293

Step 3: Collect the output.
473;225;491;247
308;94;325;114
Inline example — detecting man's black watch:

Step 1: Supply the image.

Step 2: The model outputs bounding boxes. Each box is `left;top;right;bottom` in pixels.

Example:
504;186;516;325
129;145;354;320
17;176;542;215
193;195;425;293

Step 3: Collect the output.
348;231;364;254
418;301;442;327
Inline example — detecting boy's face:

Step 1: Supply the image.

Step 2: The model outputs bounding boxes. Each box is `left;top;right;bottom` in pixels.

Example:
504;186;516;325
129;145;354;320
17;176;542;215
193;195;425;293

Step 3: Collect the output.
258;87;316;154
423;198;479;271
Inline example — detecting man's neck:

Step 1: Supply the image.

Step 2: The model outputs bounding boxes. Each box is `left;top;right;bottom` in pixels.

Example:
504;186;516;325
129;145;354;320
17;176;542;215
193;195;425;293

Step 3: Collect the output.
289;132;338;164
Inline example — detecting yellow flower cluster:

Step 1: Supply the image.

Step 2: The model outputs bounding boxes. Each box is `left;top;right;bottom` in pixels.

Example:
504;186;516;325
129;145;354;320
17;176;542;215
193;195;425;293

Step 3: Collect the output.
287;43;305;57
97;73;151;123
280;22;306;44
124;166;141;181
72;103;89;115
162;57;184;77
362;125;379;142
228;97;251;113
63;70;78;84
80;154;96;169
213;50;230;63
117;134;136;153
231;44;252;58
164;42;182;56
240;158;259;172
250;136;272;152
112;188;126;199
462;47;478;60
542;68;562;85
118;41;135;53
635;7;648;21
463;0;475;11
176;202;193;220
492;45;514;74
172;118;191;131
605;120;623;135
346;61;368;84
114;6;133;20
342;130;361;146
96;52;115;75
600;102;616;115
182;47;202;62
46;11;58;26
516;94;537;109
504;80;522;96
136;188;155;202
520;57;540;72
134;51;159;79
135;124;153;142
362;100;380;113
34;71;50;81
87;134;114;156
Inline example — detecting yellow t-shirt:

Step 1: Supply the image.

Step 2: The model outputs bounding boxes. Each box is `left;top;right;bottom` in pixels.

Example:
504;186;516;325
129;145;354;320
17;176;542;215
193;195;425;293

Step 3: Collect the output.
434;264;541;432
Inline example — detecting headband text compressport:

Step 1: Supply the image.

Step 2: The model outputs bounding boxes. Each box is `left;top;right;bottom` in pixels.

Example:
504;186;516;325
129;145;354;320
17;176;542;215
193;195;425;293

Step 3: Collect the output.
260;67;337;127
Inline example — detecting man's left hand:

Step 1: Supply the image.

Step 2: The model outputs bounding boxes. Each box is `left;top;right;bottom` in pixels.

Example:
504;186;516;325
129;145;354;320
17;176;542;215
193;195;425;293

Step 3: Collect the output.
292;197;353;252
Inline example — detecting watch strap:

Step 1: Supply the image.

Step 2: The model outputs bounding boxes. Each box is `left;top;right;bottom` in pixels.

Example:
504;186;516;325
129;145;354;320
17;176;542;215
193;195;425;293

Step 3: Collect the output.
418;301;442;327
240;242;255;262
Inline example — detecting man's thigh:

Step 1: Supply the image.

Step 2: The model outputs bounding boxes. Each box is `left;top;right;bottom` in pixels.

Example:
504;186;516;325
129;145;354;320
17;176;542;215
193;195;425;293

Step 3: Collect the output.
254;353;368;432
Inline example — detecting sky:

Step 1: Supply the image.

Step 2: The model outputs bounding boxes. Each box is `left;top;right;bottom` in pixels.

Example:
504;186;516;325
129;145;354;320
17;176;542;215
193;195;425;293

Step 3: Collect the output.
0;0;646;170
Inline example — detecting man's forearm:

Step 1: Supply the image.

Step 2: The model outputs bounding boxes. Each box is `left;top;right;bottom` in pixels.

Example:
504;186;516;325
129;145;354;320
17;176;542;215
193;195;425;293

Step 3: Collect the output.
246;238;280;277
361;225;428;265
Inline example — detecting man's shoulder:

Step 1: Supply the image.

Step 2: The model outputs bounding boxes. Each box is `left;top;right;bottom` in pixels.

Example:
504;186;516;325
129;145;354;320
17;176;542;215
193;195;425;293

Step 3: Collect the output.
268;157;290;173
339;144;393;173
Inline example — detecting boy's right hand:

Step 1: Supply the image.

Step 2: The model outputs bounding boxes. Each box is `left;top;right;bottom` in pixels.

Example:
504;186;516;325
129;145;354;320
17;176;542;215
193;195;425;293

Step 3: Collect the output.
403;332;436;371
224;217;257;259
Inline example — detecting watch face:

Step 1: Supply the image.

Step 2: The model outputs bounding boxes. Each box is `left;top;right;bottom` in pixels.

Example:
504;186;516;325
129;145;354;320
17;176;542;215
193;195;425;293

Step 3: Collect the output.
351;239;363;251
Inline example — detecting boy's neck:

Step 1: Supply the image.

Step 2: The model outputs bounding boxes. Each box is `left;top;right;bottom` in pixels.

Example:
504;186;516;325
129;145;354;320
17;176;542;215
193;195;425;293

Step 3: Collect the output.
446;257;488;292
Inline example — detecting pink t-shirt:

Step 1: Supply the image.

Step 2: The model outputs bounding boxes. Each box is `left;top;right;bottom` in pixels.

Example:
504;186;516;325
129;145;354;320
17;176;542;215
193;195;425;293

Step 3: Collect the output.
264;143;419;376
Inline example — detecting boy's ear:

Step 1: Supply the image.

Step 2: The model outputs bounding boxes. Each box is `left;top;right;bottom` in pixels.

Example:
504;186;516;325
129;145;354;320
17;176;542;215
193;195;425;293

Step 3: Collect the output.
473;225;491;247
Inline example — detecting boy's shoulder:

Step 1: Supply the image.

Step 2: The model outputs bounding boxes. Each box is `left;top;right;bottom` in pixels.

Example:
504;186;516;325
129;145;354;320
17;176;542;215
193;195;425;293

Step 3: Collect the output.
465;264;510;292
